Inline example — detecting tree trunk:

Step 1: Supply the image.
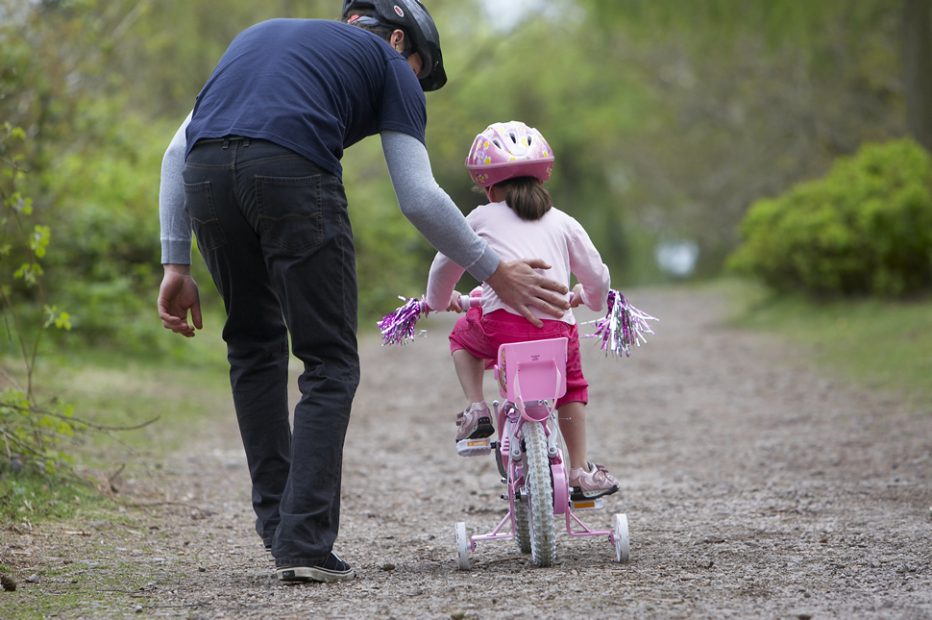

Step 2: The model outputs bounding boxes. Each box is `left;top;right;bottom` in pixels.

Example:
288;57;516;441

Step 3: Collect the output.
902;0;932;151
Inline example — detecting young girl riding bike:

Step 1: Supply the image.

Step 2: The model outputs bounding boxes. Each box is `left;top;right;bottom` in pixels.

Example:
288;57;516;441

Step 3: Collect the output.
424;121;619;500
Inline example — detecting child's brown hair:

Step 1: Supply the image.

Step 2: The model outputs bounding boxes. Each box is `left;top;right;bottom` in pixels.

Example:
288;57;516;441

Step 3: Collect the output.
495;176;552;221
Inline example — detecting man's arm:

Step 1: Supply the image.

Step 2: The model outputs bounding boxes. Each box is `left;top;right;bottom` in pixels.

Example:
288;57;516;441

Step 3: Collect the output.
380;131;568;325
380;131;497;280
157;112;202;337
160;112;193;265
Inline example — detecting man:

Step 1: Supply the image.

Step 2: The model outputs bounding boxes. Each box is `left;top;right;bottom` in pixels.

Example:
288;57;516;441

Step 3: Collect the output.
157;0;568;583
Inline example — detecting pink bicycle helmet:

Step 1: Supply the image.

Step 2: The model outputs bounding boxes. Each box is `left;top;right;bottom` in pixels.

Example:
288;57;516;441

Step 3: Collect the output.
465;121;554;189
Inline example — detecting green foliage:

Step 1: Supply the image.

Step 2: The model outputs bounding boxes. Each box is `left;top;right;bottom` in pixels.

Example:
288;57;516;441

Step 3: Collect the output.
725;279;932;405
41;106;172;350
728;139;932;297
342;140;438;318
0;469;97;524
0;390;78;478
0;122;78;480
0;0;925;352
577;0;907;277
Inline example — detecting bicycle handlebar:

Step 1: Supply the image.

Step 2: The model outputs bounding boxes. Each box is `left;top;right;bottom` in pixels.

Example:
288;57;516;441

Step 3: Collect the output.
456;291;577;311
458;294;478;310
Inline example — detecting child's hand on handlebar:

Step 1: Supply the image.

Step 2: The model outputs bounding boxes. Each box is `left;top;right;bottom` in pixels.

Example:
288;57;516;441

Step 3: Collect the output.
447;290;465;313
570;284;584;308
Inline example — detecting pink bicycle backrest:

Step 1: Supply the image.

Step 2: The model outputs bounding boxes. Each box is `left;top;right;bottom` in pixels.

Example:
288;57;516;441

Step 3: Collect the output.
495;337;568;403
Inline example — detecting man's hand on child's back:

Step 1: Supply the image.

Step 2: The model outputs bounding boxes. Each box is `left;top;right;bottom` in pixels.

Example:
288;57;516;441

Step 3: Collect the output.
486;259;569;328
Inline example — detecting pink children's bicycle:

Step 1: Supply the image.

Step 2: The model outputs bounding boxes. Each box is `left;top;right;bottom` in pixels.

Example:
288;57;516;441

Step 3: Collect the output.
451;294;630;569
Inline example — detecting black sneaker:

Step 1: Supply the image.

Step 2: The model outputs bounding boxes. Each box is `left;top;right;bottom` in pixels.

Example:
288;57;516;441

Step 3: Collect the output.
276;553;356;583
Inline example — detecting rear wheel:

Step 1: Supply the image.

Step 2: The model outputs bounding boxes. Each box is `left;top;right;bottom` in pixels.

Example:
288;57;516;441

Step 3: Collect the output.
523;422;556;566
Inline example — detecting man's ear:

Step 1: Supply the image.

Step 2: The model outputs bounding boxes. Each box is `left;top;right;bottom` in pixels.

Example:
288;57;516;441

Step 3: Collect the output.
389;28;406;51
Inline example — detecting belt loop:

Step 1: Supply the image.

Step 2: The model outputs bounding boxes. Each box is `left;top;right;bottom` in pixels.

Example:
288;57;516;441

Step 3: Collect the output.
221;138;231;150
243;138;251;148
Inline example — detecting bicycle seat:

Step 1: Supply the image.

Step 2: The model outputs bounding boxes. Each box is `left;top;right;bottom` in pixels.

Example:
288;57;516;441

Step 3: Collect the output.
494;337;568;402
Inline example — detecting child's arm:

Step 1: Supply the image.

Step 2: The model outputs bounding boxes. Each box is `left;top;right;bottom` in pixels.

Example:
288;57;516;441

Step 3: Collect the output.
425;251;466;312
567;217;611;312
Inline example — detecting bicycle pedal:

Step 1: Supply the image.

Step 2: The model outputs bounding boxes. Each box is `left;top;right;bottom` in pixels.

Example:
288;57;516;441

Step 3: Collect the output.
570;497;605;510
456;436;492;456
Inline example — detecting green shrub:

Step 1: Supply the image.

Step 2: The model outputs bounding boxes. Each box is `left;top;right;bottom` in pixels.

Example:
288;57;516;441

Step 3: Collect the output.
39;109;175;351
728;139;932;297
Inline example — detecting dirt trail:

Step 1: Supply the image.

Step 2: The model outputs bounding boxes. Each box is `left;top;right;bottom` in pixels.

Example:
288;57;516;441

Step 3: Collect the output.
5;287;932;618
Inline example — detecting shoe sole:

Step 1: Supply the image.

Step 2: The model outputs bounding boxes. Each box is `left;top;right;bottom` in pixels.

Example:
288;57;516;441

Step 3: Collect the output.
455;416;494;443
570;485;619;502
276;566;356;583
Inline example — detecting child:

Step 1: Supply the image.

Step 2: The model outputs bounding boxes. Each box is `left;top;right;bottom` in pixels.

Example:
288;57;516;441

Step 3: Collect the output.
425;121;618;499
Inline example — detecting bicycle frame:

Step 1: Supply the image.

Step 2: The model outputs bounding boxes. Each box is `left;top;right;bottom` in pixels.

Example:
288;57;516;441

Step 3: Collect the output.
455;332;628;567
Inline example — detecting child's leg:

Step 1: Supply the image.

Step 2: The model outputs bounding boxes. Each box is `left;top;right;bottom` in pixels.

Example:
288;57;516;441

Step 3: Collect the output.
557;401;588;470
559;401;619;497
452;349;494;451
453;349;486;404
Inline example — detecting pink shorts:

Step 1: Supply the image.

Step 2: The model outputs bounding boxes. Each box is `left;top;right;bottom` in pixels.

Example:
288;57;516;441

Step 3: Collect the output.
449;308;589;407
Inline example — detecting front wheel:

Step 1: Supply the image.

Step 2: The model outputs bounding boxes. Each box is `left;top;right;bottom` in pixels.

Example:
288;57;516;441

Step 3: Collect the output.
513;494;531;554
523;422;557;567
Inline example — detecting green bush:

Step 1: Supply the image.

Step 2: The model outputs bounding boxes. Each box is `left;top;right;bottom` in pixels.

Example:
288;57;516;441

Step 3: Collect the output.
342;141;436;321
728;139;932;297
39;109;174;351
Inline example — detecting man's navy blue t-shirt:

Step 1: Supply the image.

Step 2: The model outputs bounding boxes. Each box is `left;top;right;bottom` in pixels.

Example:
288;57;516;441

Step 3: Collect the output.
185;19;427;178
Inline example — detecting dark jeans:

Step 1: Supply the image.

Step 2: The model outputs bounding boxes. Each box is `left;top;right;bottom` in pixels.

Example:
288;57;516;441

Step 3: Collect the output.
183;138;359;567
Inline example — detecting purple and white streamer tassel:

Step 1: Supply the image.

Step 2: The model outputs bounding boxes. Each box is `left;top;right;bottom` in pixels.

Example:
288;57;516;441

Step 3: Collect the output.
590;289;658;357
377;296;426;346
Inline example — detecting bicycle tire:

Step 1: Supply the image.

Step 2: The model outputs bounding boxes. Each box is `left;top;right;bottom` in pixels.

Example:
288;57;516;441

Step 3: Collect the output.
514;494;532;554
523;422;557;566
499;433;531;553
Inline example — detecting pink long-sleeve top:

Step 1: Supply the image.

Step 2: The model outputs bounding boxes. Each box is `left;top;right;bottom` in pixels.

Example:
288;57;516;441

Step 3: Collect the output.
425;201;611;325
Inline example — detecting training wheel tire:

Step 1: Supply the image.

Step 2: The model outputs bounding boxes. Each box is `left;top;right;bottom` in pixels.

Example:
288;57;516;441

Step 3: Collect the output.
455;521;471;570
613;513;630;563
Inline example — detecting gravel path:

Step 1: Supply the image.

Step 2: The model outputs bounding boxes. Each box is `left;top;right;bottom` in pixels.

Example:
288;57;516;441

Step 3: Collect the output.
4;286;931;619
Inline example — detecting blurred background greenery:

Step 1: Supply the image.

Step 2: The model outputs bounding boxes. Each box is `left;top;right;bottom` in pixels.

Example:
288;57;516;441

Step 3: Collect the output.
0;0;929;351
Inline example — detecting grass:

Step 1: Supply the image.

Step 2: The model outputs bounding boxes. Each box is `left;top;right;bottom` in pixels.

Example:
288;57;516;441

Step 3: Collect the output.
720;279;932;408
0;472;102;523
0;515;168;619
0;308;233;525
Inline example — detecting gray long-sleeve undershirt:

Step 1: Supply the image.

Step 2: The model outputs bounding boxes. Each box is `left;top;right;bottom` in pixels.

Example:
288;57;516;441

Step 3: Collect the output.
158;120;500;282
158;113;192;267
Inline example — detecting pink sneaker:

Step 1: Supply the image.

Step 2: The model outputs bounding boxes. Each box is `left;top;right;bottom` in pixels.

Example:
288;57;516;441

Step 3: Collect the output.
568;462;619;500
455;402;494;456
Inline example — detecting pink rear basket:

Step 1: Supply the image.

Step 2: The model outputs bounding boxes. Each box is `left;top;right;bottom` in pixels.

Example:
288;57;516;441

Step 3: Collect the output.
494;337;568;405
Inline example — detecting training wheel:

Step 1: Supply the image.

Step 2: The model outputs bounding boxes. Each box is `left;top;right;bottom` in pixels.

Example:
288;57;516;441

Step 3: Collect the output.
612;513;630;563
454;521;471;570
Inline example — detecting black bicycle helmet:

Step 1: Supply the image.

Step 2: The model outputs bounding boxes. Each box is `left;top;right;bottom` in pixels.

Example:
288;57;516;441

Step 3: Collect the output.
341;0;447;91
